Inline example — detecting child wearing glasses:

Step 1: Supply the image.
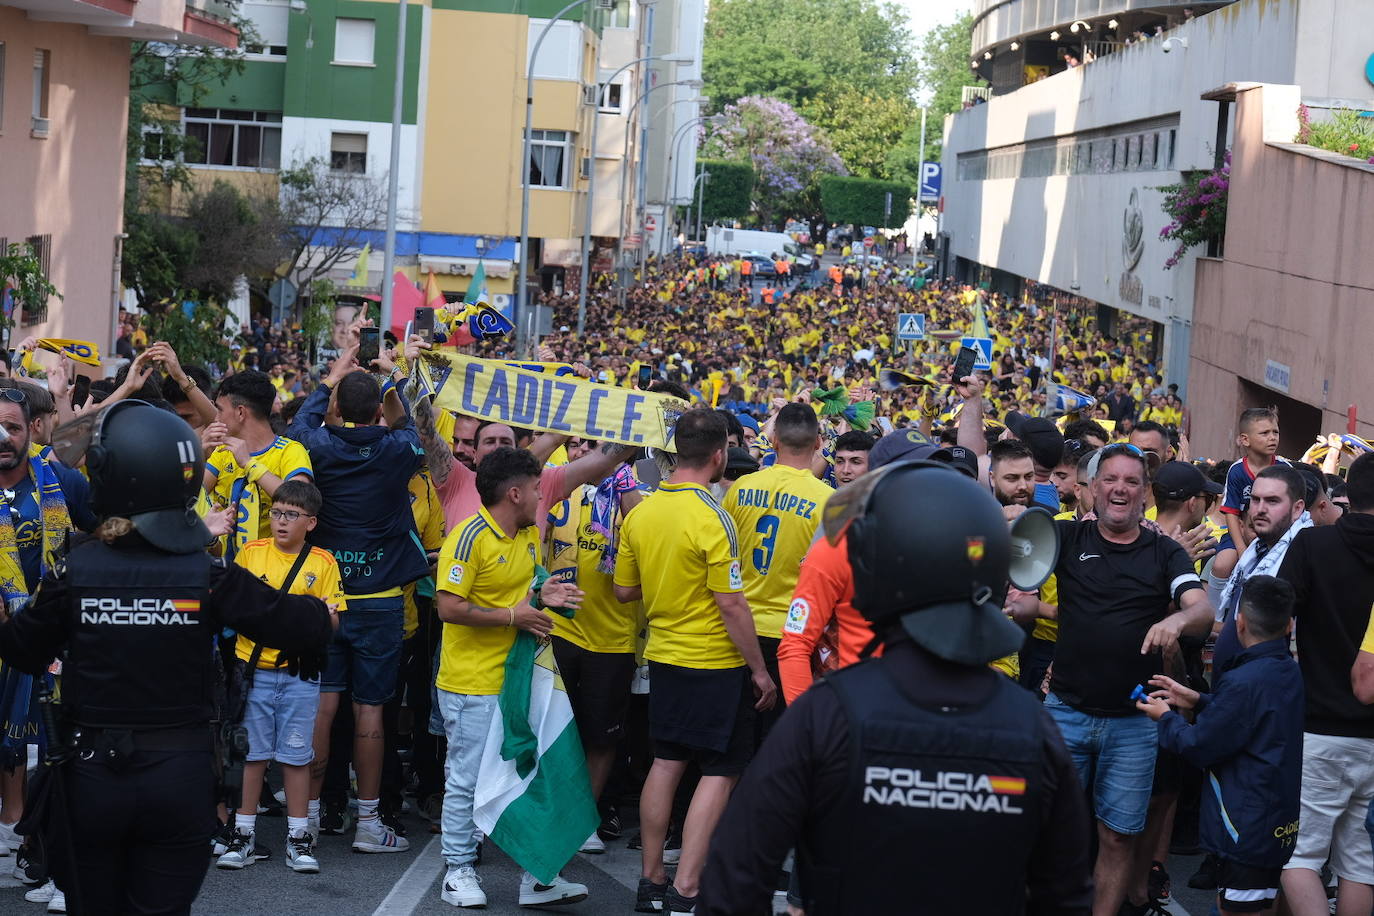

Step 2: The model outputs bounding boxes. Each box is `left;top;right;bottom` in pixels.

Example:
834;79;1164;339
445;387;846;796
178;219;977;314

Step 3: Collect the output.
217;479;344;875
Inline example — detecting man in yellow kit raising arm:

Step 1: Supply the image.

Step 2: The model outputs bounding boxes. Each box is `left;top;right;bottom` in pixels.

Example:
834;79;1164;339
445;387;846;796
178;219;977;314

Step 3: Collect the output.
723;402;831;742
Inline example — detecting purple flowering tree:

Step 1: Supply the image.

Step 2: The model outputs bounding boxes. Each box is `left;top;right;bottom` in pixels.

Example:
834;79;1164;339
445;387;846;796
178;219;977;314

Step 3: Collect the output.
1157;150;1230;269
701;96;847;227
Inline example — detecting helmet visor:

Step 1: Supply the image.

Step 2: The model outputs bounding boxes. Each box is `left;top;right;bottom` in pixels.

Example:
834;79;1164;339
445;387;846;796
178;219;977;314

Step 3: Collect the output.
51;404;110;468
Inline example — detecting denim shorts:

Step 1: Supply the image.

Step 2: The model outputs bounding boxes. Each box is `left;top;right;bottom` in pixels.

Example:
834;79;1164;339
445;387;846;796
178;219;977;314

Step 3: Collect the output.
1044;691;1157;835
244;668;320;766
322;596;404;706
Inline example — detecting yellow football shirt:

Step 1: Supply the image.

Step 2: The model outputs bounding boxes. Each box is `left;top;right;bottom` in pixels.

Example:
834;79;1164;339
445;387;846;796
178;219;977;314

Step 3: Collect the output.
403;469;447;639
1031;509;1078;643
615;481;744;670
550;497;637;654
1361;606;1374;655
435;507;540;695
234;540;346;669
207;437;313;542
722;464;832;638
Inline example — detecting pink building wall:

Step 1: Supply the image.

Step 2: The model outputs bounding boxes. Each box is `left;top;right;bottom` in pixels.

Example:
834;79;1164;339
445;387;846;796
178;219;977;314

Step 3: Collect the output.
1188;82;1374;461
0;6;131;353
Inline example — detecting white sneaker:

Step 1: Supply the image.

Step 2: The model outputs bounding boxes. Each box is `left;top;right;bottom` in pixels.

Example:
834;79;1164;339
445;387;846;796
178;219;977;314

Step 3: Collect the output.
579;831;606;854
352;817;409;853
25;879;56;903
47;889;67;914
441;865;486;908
215;829;258;869
518;872;588;908
0;819;18;855
286;832;320;874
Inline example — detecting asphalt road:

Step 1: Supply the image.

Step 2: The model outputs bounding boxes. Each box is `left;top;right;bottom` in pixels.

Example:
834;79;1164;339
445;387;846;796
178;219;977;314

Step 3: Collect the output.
0;799;1226;916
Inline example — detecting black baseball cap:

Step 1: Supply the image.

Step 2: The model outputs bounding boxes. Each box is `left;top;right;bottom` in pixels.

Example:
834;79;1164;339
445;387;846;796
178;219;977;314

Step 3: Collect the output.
725;447;759;476
946;446;979;479
1155;461;1224;500
1005;412;1065;470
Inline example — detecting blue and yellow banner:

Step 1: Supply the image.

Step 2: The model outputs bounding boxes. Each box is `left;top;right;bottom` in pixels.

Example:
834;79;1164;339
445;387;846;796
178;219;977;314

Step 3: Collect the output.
423;352;686;450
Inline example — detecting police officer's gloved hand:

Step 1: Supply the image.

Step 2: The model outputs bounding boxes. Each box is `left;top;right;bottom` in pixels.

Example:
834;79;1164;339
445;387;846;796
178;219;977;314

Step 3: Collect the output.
281;650;328;684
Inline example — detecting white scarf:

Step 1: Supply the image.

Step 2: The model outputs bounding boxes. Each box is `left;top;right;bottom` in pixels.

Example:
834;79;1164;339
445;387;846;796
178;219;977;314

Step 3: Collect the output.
1216;511;1312;622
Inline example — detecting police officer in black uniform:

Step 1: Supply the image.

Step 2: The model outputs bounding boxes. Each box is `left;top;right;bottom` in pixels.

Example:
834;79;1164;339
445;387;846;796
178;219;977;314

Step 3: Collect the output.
696;461;1094;915
0;401;333;915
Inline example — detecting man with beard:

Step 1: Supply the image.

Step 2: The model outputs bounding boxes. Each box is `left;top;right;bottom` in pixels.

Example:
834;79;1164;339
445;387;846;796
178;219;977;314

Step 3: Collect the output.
0;387;96;852
1211;466;1307;689
614;408;776;913
989;439;1036;510
1043;444;1214;916
451;415;479;471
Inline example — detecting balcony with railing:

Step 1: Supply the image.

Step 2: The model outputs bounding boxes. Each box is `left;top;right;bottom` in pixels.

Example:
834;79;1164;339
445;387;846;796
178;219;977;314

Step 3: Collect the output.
968;0;1233;95
0;0;238;47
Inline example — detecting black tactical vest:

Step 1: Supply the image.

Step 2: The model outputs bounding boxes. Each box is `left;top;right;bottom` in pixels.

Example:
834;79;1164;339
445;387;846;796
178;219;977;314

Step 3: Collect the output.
65;538;214;730
797;659;1045;915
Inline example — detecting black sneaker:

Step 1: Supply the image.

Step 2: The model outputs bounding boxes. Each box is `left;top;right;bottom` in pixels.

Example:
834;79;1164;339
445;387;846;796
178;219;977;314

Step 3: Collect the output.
13;841;41;884
635;877;668;913
1187;852;1219;890
210;821;235;857
319;799;351;836
626;830;642;851
379;810;408;839
597;806;622;842
664;885;697;913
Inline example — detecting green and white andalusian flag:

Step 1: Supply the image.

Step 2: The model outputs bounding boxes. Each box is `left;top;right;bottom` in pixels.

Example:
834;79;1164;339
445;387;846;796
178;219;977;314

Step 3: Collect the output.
473;636;599;884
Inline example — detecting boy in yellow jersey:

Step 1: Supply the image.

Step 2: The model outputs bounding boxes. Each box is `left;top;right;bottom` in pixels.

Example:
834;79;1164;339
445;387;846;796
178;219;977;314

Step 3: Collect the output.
205;370;313;559
217;480;344;875
432;447;589;910
722;403;830;742
545;437;644;856
614;409;777;913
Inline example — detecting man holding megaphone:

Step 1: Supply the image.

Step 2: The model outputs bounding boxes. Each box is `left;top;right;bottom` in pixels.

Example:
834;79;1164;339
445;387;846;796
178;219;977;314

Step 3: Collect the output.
696;459;1093;915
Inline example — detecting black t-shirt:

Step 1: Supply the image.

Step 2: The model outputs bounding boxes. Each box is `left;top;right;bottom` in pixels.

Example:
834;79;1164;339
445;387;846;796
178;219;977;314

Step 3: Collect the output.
1049;519;1202;716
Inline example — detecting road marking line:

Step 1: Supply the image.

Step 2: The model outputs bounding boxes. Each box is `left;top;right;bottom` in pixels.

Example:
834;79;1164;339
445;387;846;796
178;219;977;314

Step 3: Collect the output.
371;834;444;916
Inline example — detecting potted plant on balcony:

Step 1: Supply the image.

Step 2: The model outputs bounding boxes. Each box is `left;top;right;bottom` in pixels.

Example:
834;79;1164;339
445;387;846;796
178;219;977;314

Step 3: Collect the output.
0;242;62;343
1157;151;1229;269
1296;105;1374;164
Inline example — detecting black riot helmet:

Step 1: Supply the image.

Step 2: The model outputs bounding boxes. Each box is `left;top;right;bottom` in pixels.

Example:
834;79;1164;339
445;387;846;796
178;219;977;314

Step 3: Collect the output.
822;460;1057;666
80;400;210;554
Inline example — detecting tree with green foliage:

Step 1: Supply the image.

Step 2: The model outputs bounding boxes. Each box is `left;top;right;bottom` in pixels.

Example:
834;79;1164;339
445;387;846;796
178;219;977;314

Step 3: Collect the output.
279;158;388;293
0;242;63;344
915;11;983;164
819;176;913;228
703;0;917;115
804;91;920;180
700;97;846;228
696;160;755;222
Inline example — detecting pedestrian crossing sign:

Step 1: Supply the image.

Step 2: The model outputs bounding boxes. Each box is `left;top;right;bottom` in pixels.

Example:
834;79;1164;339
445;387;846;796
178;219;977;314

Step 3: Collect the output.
896;313;925;341
960;337;993;371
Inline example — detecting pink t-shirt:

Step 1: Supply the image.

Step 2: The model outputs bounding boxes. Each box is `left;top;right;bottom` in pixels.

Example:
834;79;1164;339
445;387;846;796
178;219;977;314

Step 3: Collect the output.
437;461;571;537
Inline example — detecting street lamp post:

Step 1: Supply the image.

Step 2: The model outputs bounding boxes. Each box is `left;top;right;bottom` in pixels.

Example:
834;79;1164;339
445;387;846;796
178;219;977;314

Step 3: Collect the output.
658;114;713;259
615;78;701;273
576;53;690;337
694;168;710;242
378;0;410;336
517;0;599;358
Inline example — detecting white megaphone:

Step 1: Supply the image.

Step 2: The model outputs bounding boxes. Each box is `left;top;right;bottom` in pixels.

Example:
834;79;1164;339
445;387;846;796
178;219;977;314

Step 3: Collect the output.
1008;507;1060;591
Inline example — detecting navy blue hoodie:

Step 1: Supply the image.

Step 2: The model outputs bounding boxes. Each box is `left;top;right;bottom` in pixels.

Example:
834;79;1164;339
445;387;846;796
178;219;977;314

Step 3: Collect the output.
287;385;428;595
1157;637;1303;867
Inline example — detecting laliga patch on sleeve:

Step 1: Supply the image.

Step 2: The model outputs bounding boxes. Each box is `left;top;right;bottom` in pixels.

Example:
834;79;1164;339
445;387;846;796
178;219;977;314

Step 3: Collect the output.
784;598;810;634
729;560;743;591
447;564;465;585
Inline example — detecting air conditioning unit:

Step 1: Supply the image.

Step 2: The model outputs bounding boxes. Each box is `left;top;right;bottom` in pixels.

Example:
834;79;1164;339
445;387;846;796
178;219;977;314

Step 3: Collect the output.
582;84;599;107
594;0;615;9
580;157;591;179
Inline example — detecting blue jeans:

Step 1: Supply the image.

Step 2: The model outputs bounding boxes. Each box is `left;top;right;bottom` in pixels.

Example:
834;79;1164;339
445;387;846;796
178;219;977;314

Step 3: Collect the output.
1044;691;1157;835
437;689;498;868
243;668;320;766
